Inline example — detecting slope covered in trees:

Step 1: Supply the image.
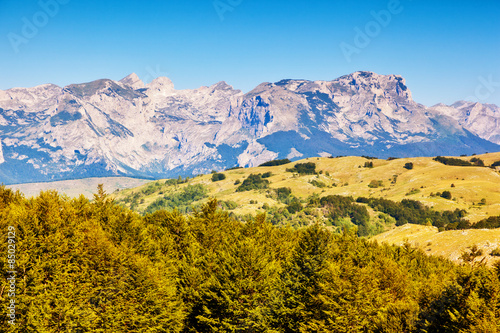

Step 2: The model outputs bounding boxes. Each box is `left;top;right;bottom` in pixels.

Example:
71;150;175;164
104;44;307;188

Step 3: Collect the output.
2;185;500;331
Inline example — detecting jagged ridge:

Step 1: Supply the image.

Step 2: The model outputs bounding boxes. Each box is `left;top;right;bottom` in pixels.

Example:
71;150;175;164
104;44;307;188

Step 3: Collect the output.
0;71;499;184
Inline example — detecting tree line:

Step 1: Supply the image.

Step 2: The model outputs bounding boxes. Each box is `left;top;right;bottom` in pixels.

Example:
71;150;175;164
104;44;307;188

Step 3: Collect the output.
1;185;500;331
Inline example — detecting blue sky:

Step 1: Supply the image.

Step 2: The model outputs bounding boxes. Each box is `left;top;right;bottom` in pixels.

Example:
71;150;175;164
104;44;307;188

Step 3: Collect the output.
0;0;499;106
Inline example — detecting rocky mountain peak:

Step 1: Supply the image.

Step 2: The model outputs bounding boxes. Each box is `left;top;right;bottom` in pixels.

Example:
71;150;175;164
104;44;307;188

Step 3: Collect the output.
333;71;412;101
0;71;499;185
119;73;145;90
210;81;234;92
147;77;175;94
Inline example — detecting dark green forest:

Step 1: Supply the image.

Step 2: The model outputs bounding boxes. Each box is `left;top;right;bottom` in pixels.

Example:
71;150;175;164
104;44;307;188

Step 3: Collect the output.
2;185;500;332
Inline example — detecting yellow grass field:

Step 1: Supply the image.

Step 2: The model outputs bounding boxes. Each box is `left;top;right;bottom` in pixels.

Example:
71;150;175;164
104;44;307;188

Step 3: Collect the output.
111;152;500;221
372;223;500;266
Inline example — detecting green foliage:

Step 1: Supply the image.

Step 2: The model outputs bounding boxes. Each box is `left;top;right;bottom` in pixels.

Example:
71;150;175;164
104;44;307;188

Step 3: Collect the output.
368;180;384;188
318;195;370;236
405;188;421;196
258;158;291;167
141;180;163;195
357;197;467;229
286;162;317;175
470;157;485;166
404;162;414;170
211;172;226;182
3;189;500;332
225;166;243;171
460;244;484;263
310;179;326;188
441;190;452;200
261;171;273;178
165;176;189;186
433;156;474;166
236;174;270;192
364;161;374;168
218;200;238;210
0;186;184;332
490;247;500;256
491;160;500;168
286;199;303;214
472;215;500;229
144;184;208;214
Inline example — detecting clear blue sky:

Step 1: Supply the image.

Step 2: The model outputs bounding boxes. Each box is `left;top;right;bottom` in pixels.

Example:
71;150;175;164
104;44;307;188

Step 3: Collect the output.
0;0;499;106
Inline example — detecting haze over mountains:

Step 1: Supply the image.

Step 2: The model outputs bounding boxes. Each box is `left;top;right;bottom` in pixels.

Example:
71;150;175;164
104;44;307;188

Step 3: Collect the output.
0;71;499;184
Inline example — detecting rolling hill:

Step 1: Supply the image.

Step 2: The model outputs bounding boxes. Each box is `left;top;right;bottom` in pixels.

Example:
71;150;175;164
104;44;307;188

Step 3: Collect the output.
373;223;500;266
111;152;500;224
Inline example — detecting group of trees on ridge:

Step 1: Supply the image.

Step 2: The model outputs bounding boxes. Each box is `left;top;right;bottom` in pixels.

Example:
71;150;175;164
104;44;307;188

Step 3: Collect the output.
2;185;500;332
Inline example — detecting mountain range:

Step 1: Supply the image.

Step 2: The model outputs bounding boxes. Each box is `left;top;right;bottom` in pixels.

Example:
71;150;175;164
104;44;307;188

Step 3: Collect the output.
1;71;499;184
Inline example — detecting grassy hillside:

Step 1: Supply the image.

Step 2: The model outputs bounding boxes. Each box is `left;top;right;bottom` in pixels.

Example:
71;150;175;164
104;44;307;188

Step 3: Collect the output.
373;223;500;265
7;176;151;198
111;152;500;224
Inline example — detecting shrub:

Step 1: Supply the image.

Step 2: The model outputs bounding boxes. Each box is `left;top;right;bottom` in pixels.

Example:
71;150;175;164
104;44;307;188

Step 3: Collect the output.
460;244;483;263
259;158;291;167
165;177;188;186
440;191;452;200
491;160;500;168
310;180;326;188
225;166;243;171
261;171;273;178
368;180;384;188
236;174;269;192
286;162;316;175
275;187;292;202
144;184;208;214
433;156;473;166
211;173;226;182
358;196;467;229
219;200;238;210
405;188;420;196
472;216;500;229
286;200;303;214
364;161;374;168
403;162;414;170
470;157;485;166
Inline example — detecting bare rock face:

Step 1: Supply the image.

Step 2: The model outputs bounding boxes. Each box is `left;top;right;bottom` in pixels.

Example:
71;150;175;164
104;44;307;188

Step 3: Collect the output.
0;71;499;184
430;101;500;144
119;73;145;90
